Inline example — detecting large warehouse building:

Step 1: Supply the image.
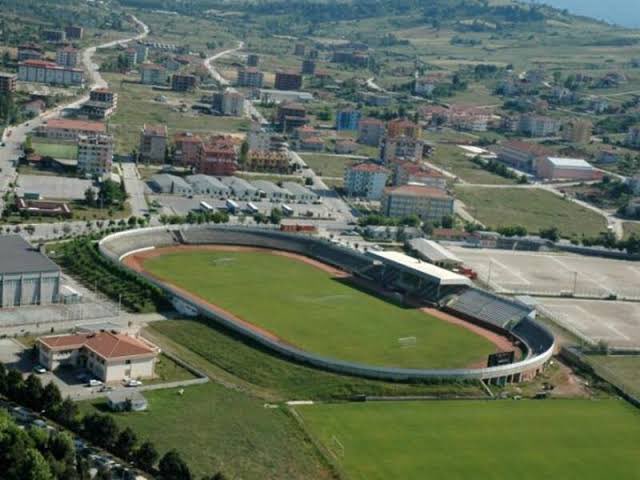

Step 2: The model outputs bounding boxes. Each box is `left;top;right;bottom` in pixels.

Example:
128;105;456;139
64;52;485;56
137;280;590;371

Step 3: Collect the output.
0;235;61;307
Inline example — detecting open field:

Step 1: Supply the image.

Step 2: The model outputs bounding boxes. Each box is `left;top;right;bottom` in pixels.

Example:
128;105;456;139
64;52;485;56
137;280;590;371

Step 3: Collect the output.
141;250;496;369
145;319;486;401
299;153;360;178
587;355;640;398
297;399;640;480
454;187;607;237
426;144;516;185
80;383;332;480
32;141;78;160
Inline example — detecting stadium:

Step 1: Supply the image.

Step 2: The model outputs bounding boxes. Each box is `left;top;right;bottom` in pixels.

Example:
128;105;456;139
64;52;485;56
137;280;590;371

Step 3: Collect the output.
98;225;554;384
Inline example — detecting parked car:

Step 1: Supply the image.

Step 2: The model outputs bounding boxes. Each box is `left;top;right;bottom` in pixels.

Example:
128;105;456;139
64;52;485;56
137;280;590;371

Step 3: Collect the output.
32;365;47;374
88;379;103;387
125;379;142;387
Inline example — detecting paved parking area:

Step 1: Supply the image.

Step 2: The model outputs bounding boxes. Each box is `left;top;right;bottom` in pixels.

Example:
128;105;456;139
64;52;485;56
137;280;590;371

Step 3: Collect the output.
0;338;31;371
17;174;96;200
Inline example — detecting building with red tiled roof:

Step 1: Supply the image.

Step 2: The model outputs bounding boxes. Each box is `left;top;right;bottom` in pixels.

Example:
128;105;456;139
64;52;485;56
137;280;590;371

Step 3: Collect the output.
387;118;421;140
37;331;159;383
381;184;453;222
394;160;446;190
18;59;84;86
37;118;106;141
494;140;554;173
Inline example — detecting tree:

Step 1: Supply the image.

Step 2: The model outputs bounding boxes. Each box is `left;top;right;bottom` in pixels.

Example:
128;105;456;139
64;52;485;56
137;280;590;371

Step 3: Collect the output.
23;136;34;155
52;397;79;430
5;368;24;400
114;427;138;461
84;188;96;207
82;414;119;449
239;140;249;165
159;450;192;480
24;225;36;236
441;215;454;229
40;382;62;414
269;207;283;224
133;441;158;472
22;374;43;410
539;226;560;242
17;448;54;480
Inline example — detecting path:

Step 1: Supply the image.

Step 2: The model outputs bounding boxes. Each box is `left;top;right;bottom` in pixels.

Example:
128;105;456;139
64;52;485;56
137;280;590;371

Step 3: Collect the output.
202;41;244;87
121;162;149;216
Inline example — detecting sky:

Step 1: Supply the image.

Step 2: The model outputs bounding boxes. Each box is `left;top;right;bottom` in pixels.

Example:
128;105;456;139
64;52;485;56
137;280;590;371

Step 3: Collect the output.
529;0;640;28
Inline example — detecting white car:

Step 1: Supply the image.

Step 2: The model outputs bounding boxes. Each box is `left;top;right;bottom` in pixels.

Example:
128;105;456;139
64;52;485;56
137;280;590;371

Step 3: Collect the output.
32;365;47;374
125;379;142;387
87;379;103;387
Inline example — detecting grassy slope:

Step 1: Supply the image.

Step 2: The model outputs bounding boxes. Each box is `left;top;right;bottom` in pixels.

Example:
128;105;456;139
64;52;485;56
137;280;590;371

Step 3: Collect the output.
455;187;607;237
143;251;495;369
299;154;359;178
297;399;640;480
587;355;640;398
80;383;332;480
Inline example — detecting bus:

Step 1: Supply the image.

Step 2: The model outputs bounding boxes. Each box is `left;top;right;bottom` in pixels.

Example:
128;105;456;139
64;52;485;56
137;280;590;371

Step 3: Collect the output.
281;204;294;216
226;199;240;213
246;202;259;214
200;201;214;212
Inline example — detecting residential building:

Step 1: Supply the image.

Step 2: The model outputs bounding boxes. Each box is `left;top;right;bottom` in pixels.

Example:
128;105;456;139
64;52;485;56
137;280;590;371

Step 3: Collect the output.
277;102;308;132
563;119;593;144
236;67;264;88
213;88;245;116
332;50;369;67
537;157;602;181
149;174;193;195
518;114;561;137
64;26;84;40
335;138;358;154
56;47;78;67
0;235;61;308
360;92;391;107
220;176;258;199
335;108;361;131
590;97;609;114
344;162;390;199
171;73;197;92
139;124;168;164
274;71;303;91
79;88;118;119
260;89;313;104
253;180;289;201
247;53;260;67
133;42;148;63
387;118;421;140
394;161;446;189
626;126;640;148
37;119;106;141
140;63;167;85
0;72;17;94
197;135;239;176
22;99;46;116
283;181;318;203
357;117;385;146
381;184;454;222
174;132;203;166
301;59;316;75
382;135;424;163
42;30;66;43
299;136;324;152
185;174;230;197
17;44;43;61
294;43;306;56
77;134;114;179
414;73;448;97
18;60;84;86
124;48;137;67
419;105;490;132
247;123;288;152
494;140;553;173
37;331;159;383
244;150;290;173
598;149;620;164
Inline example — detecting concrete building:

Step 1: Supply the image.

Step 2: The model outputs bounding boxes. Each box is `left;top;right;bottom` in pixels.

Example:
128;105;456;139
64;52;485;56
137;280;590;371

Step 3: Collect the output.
519;114;561;137
0;72;17;94
537;157;602;181
301;59;316;75
213;88;245;116
38;119;106;141
139;124;168;163
56;47;78;67
245;150;290;173
381;184;454;222
414;73;448;97
18;59;84;86
133;42;148;63
185;174;230;197
563;119;592;144
253;180;290;201
274;71;303;91
495;140;553;173
344;162;390;200
277;102;308;132
247;53;260;67
174;132;203;166
247;123;288;152
299;136;324;152
77;134;114;179
171;73;197;92
64;26;84;40
17;44;43;62
0;235;61;308
394;161;446;189
197;136;239;176
407;238;462;269
335;138;358;154
283;181;318;203
236;67;264;88
382;135;424;163
42;30;65;43
335;108;361;131
220;176;259;199
80;88;118;120
294;43;306;56
149;173;193;195
357;117;386;146
626;126;640;148
124;48;138;67
387;118;421;140
140;63;167;85
37;331;159;383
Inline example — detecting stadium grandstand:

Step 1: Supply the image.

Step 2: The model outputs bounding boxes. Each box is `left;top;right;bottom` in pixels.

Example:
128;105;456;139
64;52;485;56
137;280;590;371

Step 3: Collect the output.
99;225;555;384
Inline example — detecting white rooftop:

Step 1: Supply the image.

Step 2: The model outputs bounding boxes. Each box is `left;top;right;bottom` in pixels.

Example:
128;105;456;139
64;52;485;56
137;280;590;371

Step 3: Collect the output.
546;157;593;169
408;238;462;264
367;250;471;286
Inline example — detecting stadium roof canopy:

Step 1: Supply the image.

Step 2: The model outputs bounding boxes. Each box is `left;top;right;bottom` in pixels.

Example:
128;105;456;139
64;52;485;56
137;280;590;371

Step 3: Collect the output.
366;250;471;286
407;238;462;265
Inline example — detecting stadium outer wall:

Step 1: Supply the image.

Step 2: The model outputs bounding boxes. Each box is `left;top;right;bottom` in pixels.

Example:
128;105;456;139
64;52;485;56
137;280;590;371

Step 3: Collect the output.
98;225;555;383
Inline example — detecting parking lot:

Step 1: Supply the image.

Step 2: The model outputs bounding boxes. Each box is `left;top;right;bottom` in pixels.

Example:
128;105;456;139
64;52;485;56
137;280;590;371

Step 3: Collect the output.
17;174;96;200
447;246;640;298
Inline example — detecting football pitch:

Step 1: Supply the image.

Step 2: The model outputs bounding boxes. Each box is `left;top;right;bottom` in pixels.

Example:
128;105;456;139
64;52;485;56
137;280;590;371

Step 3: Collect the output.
142;250;496;369
297;400;640;480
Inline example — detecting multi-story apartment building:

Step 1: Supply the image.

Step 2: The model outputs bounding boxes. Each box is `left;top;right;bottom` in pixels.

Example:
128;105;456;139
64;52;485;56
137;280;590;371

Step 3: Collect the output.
274;71;303;91
213;88;245;116
247;53;260;67
387;118;421;139
394;161;446;189
301;59;316;75
174;132;203;166
277;102;308;132
626;125;640;147
335;108;361;131
140;63;167;85
518;114;561;137
357;117;386;146
236;67;264;88
56;47;78;68
171;73;197;92
17;44;43;62
344;162;390;200
381;135;425;163
64;26;84;40
42;30;66;43
381;184;454;222
139;124;168;163
196;136;239;176
80;88;118;120
18;60;84;86
0;72;17;94
37;119;106;141
562;119;593;144
244;150;290;173
77;134;114;179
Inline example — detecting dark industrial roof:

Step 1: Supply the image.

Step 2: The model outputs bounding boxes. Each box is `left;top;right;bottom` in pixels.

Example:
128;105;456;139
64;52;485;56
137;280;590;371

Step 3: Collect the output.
0;235;60;275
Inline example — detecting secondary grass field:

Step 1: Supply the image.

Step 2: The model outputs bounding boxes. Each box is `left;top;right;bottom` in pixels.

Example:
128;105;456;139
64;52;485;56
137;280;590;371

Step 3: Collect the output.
297;399;640;480
81;383;332;480
142;250;496;369
299;153;360;178
32;141;78;160
587;355;640;398
455;186;607;238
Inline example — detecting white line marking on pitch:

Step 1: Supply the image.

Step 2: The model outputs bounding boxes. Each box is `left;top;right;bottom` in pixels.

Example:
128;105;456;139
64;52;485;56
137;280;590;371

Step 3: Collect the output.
490;257;531;285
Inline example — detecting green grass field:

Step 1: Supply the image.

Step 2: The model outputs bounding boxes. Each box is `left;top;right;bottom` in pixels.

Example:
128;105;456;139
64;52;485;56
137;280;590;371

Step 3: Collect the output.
32;141;78;160
297;399;640;480
142;251;495;369
586;355;640;399
299;153;360;178
80;383;332;480
426;144;516;185
455;187;608;238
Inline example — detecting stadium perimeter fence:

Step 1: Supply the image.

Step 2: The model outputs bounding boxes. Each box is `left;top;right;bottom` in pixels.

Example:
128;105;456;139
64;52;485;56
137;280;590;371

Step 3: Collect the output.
98;225;555;383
